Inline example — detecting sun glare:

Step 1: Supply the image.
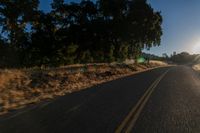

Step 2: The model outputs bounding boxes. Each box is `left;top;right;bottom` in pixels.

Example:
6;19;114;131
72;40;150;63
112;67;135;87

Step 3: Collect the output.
192;40;200;54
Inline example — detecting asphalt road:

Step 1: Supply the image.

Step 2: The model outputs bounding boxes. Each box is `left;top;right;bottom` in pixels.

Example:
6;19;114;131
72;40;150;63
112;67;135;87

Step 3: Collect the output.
1;65;200;133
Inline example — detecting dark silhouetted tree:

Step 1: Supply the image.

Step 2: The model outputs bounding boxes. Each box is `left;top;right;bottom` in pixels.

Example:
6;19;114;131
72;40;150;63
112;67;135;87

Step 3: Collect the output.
0;0;163;67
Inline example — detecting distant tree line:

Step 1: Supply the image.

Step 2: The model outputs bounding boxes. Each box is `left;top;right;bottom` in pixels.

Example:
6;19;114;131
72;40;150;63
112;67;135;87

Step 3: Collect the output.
0;0;163;68
170;52;199;64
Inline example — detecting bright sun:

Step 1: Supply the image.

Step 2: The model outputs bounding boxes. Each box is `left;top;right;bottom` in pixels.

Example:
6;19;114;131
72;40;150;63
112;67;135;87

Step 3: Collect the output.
192;41;200;54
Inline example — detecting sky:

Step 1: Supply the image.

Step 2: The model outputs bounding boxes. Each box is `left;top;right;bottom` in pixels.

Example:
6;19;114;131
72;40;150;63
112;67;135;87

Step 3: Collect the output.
39;0;200;56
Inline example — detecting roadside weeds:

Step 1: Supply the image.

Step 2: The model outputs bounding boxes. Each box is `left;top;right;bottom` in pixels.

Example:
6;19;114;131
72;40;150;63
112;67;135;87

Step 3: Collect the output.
0;61;168;115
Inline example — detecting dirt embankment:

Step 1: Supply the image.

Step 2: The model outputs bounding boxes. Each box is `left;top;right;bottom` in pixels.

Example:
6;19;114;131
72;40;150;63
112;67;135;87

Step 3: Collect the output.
0;61;168;115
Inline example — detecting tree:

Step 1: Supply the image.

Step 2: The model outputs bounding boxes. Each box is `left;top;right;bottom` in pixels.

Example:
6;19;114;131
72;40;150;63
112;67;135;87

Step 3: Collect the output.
170;52;194;64
29;12;57;66
0;0;163;67
125;0;162;49
0;0;39;47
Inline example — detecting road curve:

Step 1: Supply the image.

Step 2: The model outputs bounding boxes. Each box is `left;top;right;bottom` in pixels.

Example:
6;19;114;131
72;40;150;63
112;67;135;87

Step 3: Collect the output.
0;66;200;133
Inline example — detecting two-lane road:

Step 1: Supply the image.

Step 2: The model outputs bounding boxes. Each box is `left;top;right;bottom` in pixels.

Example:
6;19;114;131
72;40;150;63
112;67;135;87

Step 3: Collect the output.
1;66;200;133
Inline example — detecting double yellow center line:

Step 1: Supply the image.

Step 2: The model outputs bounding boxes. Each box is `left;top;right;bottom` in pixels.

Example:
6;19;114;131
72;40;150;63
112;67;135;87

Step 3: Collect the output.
115;69;170;133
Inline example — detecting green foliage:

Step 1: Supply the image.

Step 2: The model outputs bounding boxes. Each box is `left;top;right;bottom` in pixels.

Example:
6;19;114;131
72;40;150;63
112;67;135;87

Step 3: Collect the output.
116;44;129;62
63;43;78;65
107;45;115;62
93;50;105;63
79;50;93;63
0;0;163;67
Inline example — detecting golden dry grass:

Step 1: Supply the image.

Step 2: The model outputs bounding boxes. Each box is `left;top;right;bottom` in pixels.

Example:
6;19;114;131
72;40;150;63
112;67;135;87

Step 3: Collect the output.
0;61;168;115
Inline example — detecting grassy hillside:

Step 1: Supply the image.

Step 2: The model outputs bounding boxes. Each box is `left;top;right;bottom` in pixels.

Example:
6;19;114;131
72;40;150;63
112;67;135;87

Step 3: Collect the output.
0;61;168;115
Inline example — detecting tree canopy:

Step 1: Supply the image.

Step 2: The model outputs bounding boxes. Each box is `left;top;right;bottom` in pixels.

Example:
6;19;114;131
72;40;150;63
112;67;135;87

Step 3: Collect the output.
0;0;163;67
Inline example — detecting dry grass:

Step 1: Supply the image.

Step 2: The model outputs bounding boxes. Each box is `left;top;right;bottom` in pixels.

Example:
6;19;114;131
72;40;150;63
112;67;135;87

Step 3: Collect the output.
0;61;168;115
193;64;200;71
149;60;168;66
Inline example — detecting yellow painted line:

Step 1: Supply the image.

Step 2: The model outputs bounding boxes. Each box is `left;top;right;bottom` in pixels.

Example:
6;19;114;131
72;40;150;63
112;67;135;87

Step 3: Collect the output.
115;69;170;133
125;70;168;132
115;77;159;133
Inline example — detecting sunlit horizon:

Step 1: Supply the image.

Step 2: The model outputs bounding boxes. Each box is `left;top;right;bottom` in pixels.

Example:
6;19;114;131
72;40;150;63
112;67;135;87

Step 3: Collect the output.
144;0;200;56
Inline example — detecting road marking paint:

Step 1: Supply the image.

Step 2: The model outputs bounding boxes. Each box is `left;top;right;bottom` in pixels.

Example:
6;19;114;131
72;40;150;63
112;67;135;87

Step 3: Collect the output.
115;69;170;133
